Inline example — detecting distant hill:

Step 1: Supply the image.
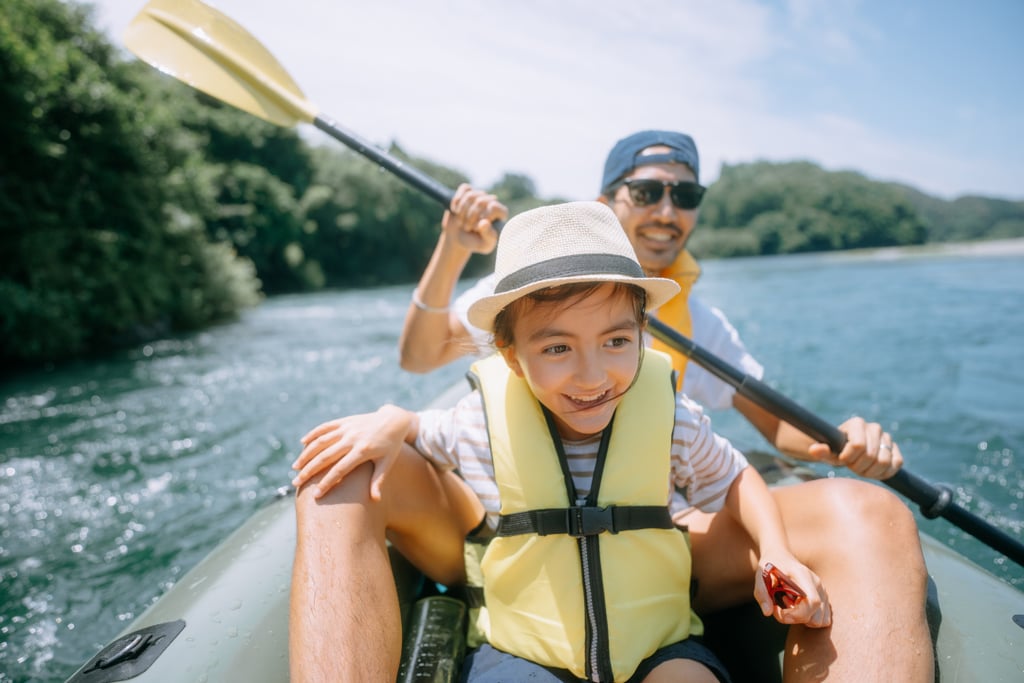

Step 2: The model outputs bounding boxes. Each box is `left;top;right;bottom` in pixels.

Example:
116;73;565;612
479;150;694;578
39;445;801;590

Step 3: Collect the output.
688;160;1024;258
890;184;1024;243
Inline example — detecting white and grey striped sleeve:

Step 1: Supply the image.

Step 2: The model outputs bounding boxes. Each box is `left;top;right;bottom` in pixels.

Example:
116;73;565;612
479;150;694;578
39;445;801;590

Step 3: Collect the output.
670;394;749;513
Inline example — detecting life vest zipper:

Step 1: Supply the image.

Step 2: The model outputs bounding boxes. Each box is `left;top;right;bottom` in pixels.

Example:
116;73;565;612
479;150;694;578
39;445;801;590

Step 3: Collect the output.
577;501;612;682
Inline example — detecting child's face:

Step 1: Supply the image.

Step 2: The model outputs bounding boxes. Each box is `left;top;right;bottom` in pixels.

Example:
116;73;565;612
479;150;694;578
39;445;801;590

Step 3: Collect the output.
500;283;642;440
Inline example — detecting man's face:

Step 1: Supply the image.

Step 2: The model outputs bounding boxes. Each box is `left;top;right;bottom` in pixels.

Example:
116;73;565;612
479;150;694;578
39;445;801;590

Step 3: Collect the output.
600;152;699;276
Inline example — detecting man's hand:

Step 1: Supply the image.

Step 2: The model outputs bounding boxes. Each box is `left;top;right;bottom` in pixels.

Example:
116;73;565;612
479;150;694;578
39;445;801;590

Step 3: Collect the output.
443;183;506;254
808;416;903;480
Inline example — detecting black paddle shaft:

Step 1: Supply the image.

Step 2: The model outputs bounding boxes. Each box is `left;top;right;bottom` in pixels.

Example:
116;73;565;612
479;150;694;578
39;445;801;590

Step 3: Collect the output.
314;115;505;231
315;115;455;207
649;318;1024;568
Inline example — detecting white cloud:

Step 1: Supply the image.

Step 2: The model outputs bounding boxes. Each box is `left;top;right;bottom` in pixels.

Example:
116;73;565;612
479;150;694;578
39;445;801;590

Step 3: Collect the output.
87;0;1023;201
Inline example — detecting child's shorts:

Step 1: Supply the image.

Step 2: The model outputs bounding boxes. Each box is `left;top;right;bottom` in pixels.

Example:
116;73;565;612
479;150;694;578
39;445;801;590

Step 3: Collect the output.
459;638;731;683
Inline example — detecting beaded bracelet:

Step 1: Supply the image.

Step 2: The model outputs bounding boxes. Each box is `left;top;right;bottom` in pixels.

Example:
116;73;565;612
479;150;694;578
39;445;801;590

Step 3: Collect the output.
412;291;450;313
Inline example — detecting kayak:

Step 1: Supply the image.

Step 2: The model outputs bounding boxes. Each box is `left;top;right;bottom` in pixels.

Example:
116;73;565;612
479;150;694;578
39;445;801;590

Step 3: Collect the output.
66;382;1024;683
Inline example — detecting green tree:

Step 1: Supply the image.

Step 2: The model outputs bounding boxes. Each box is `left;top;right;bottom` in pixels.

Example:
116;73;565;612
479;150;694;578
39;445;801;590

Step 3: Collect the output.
696;161;927;258
0;0;260;368
297;143;468;288
896;186;1024;242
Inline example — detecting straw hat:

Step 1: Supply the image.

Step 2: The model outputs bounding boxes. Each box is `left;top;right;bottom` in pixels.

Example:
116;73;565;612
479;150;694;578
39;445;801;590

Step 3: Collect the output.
467;201;680;332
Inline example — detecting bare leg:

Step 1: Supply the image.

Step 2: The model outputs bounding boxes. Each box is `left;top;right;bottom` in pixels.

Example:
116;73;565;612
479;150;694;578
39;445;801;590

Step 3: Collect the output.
644;659;718;683
289;445;483;682
681;478;932;683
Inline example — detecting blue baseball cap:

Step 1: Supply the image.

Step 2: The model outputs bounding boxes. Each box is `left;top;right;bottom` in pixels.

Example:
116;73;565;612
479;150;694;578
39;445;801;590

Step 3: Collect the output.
600;130;700;194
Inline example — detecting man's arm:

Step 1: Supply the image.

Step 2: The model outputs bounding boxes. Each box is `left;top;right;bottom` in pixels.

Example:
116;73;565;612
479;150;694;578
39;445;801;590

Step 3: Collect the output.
398;184;506;373
398;230;476;372
733;393;808;457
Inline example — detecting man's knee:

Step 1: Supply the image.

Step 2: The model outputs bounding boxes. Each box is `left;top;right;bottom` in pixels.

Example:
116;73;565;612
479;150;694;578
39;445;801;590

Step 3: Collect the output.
817;478;919;541
788;478;927;582
294;463;386;534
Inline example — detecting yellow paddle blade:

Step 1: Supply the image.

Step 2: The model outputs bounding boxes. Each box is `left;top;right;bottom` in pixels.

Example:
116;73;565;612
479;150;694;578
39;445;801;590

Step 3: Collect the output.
124;0;317;127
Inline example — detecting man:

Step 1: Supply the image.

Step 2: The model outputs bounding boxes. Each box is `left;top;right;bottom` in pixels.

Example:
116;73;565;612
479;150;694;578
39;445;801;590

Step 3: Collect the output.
389;130;932;681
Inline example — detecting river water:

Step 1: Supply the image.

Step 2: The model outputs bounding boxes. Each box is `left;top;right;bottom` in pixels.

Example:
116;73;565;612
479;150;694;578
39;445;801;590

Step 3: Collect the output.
2;242;1022;682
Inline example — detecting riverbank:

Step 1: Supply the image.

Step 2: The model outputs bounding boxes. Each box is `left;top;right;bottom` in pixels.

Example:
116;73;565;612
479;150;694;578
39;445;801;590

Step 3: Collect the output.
861;236;1024;258
701;236;1024;266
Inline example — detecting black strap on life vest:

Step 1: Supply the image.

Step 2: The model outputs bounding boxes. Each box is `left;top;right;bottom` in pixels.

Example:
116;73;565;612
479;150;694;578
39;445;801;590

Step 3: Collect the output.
496;504;674;537
495;403;674;538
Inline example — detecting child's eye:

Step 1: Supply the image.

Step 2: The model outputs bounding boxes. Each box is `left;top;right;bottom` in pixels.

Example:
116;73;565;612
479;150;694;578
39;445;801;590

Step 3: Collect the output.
543;344;570;355
607;336;632;348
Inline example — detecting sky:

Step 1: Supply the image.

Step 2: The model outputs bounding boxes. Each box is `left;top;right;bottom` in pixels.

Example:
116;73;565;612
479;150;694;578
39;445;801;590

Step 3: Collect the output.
85;0;1023;202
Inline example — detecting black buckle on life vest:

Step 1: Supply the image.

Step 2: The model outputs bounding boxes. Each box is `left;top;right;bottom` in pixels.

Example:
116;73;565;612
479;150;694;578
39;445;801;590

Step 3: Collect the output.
567;505;617;537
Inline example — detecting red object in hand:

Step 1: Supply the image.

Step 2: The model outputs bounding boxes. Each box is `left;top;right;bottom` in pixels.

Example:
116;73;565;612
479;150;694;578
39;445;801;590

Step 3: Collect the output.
762;563;806;609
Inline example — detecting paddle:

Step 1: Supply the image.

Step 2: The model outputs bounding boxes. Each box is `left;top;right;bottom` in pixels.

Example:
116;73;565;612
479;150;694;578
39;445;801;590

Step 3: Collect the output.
124;0;1024;569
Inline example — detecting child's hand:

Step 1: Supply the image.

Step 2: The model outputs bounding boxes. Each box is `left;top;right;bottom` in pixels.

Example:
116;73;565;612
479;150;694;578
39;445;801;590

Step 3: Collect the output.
754;558;831;628
291;405;413;500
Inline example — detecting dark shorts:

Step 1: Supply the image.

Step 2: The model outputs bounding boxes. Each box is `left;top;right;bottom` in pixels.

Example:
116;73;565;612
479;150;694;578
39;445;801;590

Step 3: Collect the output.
460;638;731;683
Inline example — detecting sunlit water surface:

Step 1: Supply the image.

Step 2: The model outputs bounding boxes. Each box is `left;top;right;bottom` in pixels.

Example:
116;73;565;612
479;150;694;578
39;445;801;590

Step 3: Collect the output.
1;243;1021;682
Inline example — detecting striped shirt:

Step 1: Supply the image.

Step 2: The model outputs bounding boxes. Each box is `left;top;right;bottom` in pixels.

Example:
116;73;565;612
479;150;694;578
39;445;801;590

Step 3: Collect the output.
415;390;749;532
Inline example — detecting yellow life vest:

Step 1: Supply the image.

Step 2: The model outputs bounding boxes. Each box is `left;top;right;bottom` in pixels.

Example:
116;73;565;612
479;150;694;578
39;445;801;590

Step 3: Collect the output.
469;350;700;682
650;250;701;390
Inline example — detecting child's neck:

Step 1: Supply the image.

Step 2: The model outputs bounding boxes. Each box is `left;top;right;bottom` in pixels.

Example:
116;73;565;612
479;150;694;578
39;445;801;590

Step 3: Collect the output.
559;430;604;446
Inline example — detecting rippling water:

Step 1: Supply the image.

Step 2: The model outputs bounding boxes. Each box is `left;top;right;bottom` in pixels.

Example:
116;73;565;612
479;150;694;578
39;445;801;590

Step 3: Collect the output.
2;243;1022;682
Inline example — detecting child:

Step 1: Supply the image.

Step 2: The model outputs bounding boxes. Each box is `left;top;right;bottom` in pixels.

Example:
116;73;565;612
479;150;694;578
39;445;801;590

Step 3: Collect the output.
292;202;830;683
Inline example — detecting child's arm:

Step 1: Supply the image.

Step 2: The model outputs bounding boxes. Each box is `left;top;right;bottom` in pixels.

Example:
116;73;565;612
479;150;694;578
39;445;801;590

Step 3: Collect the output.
723;466;833;628
291;404;419;500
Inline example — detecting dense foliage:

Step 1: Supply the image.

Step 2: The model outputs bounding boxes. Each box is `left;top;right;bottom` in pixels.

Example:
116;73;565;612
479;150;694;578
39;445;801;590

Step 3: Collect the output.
1;0;261;368
894;185;1024;243
691;161;928;257
3;1;1020;369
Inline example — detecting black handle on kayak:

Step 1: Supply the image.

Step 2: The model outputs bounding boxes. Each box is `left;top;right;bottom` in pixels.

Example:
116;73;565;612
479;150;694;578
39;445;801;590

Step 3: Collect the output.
648;317;1024;569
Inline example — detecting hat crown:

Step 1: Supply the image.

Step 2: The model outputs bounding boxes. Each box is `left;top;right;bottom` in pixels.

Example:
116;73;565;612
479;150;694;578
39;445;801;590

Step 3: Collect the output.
493;202;639;286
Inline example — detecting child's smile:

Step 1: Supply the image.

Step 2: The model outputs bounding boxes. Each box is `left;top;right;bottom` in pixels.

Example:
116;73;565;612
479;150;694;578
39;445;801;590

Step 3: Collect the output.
567;389;611;407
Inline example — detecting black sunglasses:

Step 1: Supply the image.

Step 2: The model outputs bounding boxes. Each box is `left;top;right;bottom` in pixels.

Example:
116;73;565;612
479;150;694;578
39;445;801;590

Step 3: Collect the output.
609;178;706;210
